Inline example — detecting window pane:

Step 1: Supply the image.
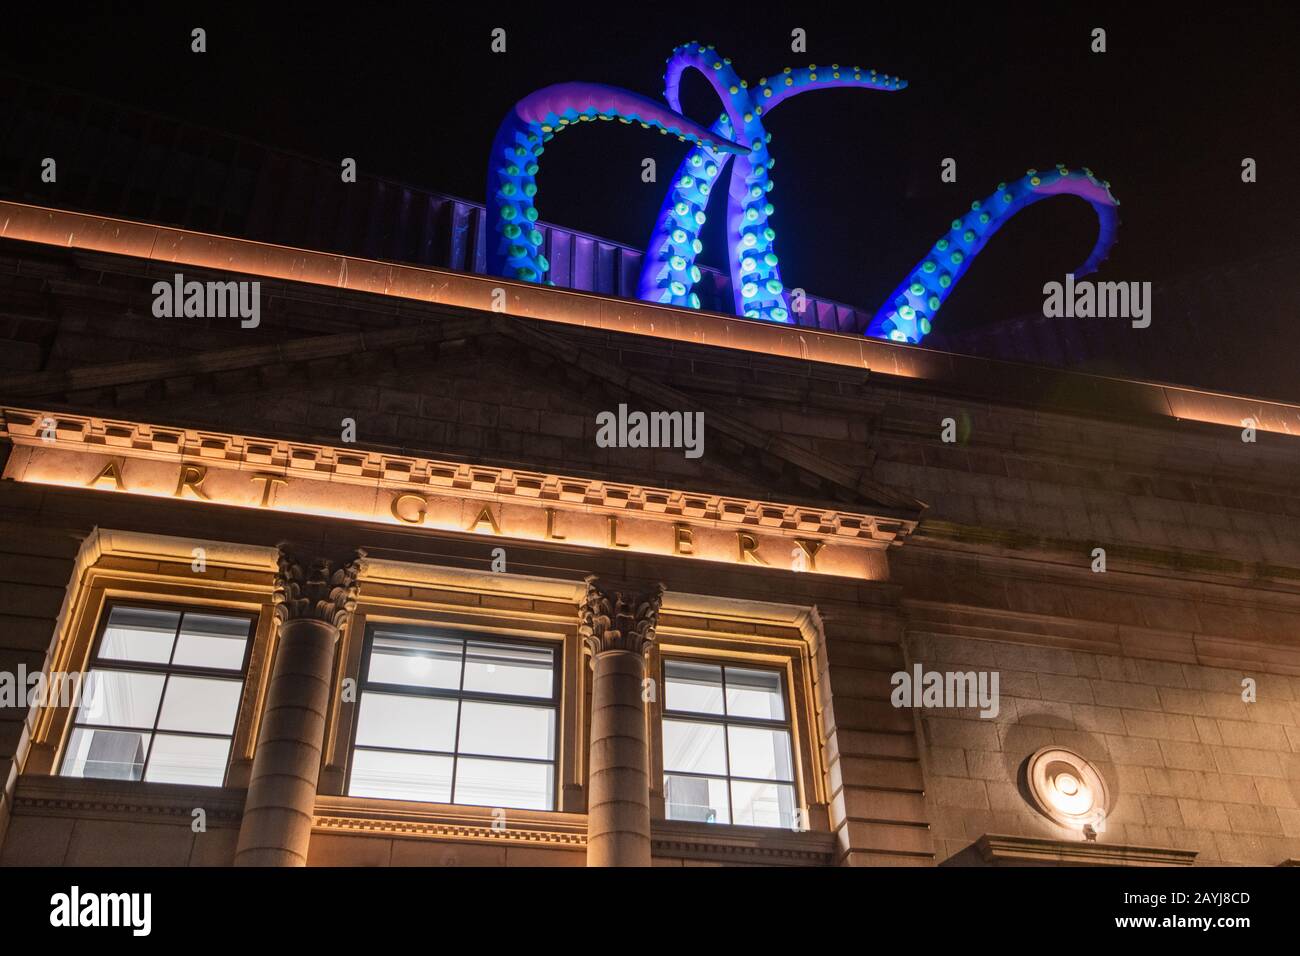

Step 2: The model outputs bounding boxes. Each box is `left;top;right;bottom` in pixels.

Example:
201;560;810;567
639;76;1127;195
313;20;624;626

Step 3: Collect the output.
725;666;786;720
463;641;553;698
172;613;249;670
355;692;457;752
156;676;242;734
727;725;793;781
80;669;165;728
62;727;149;781
662;719;727;775
353;630;559;809
144;734;231;786
367;630;462;690
664;774;730;824
664;661;723;715
455;757;553;811
98;606;179;663
731;780;797;829
350;750;453;802
457;701;554;760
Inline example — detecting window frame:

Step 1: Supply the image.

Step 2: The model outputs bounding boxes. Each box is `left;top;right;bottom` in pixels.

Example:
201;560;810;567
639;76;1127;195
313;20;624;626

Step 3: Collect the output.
659;654;798;828
646;620;826;834
344;621;562;811
59;599;257;788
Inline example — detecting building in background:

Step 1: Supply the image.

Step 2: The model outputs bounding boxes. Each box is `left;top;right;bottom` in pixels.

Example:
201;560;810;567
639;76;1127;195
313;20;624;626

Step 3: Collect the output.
1;80;1299;868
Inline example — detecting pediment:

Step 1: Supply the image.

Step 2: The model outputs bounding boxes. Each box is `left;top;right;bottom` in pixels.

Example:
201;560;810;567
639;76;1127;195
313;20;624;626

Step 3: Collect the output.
2;310;923;522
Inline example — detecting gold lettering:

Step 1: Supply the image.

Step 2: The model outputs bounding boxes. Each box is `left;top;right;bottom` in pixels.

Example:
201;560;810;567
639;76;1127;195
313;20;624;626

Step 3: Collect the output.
469;505;501;534
545;507;566;541
674;523;695;555
391;492;428;524
87;459;126;490
174;464;210;500
607;515;629;548
795;538;824;571
737;531;767;565
250;472;289;508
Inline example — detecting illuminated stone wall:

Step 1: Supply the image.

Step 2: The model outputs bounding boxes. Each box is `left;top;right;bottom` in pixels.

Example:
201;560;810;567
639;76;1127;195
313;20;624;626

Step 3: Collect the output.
1;234;1298;867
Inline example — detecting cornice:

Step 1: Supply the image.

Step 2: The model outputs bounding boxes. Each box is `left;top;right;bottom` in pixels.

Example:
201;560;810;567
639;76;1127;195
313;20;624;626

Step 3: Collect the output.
974;833;1198;867
2;199;1298;439
0;405;916;547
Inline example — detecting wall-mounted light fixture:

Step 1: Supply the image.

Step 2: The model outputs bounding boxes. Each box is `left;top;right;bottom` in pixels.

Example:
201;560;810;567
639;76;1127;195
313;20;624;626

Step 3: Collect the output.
1025;747;1109;839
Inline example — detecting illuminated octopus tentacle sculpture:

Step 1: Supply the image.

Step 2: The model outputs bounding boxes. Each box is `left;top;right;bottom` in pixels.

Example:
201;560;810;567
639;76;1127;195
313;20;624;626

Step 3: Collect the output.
486;83;748;284
486;43;1121;345
637;43;905;323
868;166;1120;342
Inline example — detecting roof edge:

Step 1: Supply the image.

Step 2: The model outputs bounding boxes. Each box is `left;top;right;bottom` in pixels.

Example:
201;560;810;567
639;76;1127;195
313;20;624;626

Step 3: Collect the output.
2;200;1298;440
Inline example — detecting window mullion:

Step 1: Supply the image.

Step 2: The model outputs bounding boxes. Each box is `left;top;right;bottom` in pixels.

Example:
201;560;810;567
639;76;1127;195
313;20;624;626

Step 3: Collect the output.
448;639;468;806
719;667;735;824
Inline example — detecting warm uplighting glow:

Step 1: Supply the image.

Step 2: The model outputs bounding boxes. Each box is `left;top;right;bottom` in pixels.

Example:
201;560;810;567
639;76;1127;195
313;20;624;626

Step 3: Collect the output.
0;417;897;581
6;199;1300;433
1048;771;1093;815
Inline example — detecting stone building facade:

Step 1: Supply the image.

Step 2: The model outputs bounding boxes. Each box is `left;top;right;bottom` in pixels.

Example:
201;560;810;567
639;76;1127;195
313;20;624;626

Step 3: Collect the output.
1;199;1299;867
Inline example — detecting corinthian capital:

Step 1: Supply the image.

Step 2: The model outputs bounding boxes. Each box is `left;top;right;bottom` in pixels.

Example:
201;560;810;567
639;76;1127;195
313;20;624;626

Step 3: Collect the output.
579;575;665;658
273;545;366;630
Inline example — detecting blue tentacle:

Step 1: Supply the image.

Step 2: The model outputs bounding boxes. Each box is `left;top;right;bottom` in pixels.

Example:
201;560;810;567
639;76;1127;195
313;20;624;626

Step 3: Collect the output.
867;166;1120;343
486;82;747;284
637;44;906;322
484;46;1122;344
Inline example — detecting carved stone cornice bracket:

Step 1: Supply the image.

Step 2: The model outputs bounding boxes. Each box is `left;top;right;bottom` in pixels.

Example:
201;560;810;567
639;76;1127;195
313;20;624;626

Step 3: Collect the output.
273;544;367;630
578;575;665;660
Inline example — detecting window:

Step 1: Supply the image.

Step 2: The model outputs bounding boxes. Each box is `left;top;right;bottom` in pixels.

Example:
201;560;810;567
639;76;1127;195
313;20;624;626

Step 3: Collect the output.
60;604;253;786
347;624;559;811
661;659;797;828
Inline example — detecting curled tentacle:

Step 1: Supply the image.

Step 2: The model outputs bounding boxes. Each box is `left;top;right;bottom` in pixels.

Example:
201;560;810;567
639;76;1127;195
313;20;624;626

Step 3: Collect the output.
486;82;747;284
637;43;750;313
485;49;1120;340
638;44;907;322
755;63;905;111
867;167;1120;344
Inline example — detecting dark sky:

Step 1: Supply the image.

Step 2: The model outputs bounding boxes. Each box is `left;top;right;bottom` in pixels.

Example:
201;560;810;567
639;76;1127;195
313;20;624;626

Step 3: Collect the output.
2;3;1297;333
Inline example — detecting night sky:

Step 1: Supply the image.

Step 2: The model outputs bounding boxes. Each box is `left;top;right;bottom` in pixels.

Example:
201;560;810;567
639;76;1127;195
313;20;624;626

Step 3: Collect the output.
3;4;1297;336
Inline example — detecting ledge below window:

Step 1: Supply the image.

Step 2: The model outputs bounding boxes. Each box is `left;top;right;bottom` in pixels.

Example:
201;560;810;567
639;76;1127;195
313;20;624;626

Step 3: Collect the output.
13;779;838;865
11;775;246;827
974;834;1198;867
651;819;836;866
312;795;588;848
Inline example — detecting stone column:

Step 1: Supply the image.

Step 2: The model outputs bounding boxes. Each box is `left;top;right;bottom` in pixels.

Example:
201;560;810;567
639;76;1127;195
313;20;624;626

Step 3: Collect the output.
234;546;364;867
579;575;664;867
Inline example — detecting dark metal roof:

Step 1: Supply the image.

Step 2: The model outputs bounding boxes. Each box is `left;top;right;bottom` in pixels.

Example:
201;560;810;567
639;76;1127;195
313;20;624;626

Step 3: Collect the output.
0;72;874;337
4;71;1297;402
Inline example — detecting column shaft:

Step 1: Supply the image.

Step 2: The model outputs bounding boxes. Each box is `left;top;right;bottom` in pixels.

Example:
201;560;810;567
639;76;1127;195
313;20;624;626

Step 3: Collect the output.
579;577;662;866
586;649;652;867
234;617;337;866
